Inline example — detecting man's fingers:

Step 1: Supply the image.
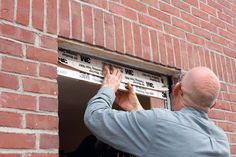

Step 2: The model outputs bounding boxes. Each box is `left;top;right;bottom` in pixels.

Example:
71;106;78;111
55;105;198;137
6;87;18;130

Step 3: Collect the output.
103;65;110;76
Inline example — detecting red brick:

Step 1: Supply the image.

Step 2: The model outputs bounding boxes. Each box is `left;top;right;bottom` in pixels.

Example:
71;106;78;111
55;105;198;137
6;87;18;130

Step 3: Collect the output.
0;0;14;21
121;0;147;13
39;64;57;79
227;24;236;34
40;134;59;149
83;0;107;9
186;33;205;45
114;16;124;53
83;5;93;44
26;46;58;64
215;54;223;81
218;12;232;24
142;27;151;61
0;72;19;90
231;145;236;154
0;23;35;44
46;0;57;34
32;0;44;30
173;38;181;68
199;2;216;16
210;16;225;29
231;59;236;83
94;9;104;47
206;41;222;52
140;0;157;6
208;0;223;11
200;21;217;33
225;112;236;122
124;20;133;55
165;34;174;66
104;13;115;51
0;111;22;128
59;0;70;37
71;1;82;41
229;134;236;143
139;14;162;30
148;7;171;23
16;0;30;25
22;77;58;95
208;109;225;120
133;23;142;57
211;34;228;45
215;100;231;111
0;132;36;149
217;121;236;132
26;114;58;130
192;7;208;21
180;40;188;70
39;96;58;112
172;17;192;32
223;48;236;58
220;56;228;82
219;28;234;40
109;2;137;21
164;24;185;39
226;57;233;84
184;0;199;7
0;38;23;57
23;154;58;157
150;30;159;63
197;47;204;66
0;92;36;111
0;154;21;157
181;12;199;26
193;26;210;40
172;0;190;12
2;57;37;76
40;35;58;50
187;44;194;69
210;52;218;76
204;49;211;69
157;32;167;65
159;1;180;16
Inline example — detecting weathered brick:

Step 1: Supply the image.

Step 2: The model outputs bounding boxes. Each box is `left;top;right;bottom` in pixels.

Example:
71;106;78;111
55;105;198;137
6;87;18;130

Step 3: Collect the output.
26;114;58;130
71;1;82;41
40;134;59;149
26;46;57;64
0;92;36;111
0;38;23;57
124;20;133;55
0;0;14;21
132;23;142;57
39;96;58;112
2;57;37;76
59;0;70;37
0;72;19;90
114;16;124;53
141;27;151;61
0;132;36;149
16;0;30;25
104;13;115;51
94;9;104;47
22;77;58;95
0;111;22;128
39;63;57;79
32;0;44;30
46;0;57;34
0;23;35;44
83;5;93;44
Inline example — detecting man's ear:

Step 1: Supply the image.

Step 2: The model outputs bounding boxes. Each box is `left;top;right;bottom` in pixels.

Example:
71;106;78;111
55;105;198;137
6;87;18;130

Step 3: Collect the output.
173;82;181;97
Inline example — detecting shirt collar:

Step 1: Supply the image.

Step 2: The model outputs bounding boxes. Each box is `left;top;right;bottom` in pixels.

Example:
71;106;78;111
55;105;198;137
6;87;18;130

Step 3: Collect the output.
179;107;208;119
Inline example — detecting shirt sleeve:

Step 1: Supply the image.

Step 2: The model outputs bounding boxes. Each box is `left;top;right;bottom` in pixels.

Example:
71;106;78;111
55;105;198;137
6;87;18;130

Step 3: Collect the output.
84;87;156;156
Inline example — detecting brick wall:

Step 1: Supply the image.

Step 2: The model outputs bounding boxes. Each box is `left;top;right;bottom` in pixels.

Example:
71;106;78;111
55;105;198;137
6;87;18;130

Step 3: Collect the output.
0;0;236;156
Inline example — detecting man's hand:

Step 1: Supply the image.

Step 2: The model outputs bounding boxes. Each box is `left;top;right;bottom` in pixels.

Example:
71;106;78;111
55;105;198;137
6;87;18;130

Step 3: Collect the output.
115;83;143;112
101;65;122;93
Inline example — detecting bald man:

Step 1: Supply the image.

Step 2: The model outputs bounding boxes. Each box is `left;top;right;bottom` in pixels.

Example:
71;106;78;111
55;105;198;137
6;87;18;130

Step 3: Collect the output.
84;66;230;157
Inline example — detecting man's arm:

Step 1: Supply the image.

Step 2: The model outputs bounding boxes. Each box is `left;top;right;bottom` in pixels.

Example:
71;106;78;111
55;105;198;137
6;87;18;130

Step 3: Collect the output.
84;86;156;156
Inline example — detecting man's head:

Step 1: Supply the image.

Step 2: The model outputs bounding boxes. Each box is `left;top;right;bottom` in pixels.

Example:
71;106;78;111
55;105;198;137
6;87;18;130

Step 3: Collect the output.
173;67;220;112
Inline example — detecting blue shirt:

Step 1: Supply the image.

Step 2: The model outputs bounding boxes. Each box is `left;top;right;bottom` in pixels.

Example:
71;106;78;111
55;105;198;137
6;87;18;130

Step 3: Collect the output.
84;87;230;157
